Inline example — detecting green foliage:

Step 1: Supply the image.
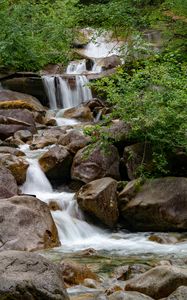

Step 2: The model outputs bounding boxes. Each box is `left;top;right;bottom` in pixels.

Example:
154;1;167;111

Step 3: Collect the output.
89;53;187;176
0;0;79;71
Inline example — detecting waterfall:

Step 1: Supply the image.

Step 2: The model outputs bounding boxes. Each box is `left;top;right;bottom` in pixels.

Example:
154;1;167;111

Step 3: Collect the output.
42;76;57;109
20;146;187;255
42;74;92;109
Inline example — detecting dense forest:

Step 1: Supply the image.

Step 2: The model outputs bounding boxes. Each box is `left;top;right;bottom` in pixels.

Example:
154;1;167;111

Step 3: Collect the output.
1;0;186;178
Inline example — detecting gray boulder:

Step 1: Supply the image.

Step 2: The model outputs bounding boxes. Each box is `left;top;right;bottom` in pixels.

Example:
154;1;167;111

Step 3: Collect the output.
0;250;69;299
77;177;119;227
0;195;60;251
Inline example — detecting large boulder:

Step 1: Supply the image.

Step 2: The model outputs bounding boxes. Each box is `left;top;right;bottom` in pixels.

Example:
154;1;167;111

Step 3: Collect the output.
1;76;48;106
58;129;90;154
77;177;119;227
0;195;60;251
0;166;18;199
119;177;187;231
125;265;187;299
63;105;93;121
0;108;36;140
71;144;120;183
0;153;29;184
0;89;45;111
0;250;69;299
39;145;73;183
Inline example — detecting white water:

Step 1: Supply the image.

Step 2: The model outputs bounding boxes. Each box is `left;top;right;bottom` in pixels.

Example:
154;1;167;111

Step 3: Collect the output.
20;145;187;257
42;75;92;110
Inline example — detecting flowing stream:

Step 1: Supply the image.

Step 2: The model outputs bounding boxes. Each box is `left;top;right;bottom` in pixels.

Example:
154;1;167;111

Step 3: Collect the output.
20;145;187;258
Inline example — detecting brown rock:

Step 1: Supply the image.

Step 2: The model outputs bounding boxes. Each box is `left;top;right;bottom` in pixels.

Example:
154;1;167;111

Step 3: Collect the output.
71;144;120;183
0;89;45;111
0;195;60;251
125;265;187;299
120;177;187;231
60;261;98;285
39;145;73;182
0;166;18;199
58;129;90;154
14;129;33;142
0;153;29;184
0;250;69;300
77;177;119;227
0;108;36;140
0;146;24;156
63;105;93;121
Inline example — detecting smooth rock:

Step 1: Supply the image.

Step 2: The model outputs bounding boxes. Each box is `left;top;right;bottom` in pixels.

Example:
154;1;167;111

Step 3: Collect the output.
0;166;18;199
71;144;120;183
0;146;24;156
58;129;90;154
0;89;45;111
0;195;60;251
60;261;98;285
39;145;73;183
0;153;29;184
0;250;69;299
0;108;36;139
77;177;119;227
120;177;187;231
125;265;187;299
63;105;93;121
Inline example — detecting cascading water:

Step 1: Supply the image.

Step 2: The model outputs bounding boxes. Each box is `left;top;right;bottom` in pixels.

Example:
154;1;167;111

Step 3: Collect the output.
42;74;92;109
20;145;187;256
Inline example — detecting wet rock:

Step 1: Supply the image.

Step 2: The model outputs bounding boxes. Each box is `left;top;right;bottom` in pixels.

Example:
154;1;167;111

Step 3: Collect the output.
83;278;98;289
39;145;73;183
105;285;123;296
125;265;187;299
14;129;33;142
77;248;98;256
71;144;120;183
0;195;60;251
0;153;29;184
114;264;150;281
77;177;119;227
60;261;98;285
63;105;93;121
30;135;57;149
148;233;179;244
0;146;24;156
58;129;90;154
48;200;62;211
96;55;122;71
108;291;154;300
0;89;45;111
120;177;187;231
0;108;36;140
0;250;69;299
118;179;143;207
123;143;153;180
0;166;18;199
163;285;187;299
